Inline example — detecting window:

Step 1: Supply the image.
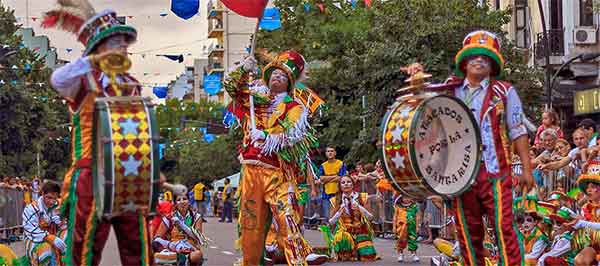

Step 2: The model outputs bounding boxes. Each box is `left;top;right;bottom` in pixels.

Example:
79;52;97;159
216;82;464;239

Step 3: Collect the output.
515;0;530;48
580;0;594;26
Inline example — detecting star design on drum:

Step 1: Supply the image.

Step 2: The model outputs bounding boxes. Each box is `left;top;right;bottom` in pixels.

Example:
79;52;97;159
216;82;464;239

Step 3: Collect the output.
391;152;405;169
120;118;139;135
391;126;404;143
121;200;138;213
400;107;412;119
121;155;142;176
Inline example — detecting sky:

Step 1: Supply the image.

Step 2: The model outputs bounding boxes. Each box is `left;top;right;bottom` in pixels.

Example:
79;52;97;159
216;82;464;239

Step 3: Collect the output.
3;0;213;90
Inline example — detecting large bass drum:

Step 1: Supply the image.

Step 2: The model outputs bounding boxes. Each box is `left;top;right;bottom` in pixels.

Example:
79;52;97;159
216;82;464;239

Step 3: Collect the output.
93;96;160;217
381;94;481;199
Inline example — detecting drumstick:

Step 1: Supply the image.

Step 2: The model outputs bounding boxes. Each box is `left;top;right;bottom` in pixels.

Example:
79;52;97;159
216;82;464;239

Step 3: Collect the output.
249;95;257;130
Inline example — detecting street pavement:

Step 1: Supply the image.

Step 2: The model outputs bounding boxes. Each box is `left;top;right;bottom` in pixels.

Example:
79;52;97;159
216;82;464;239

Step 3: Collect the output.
11;217;439;265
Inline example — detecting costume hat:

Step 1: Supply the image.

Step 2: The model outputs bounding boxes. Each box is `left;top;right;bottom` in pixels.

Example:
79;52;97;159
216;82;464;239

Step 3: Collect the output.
455;30;504;78
42;0;137;55
262;50;306;89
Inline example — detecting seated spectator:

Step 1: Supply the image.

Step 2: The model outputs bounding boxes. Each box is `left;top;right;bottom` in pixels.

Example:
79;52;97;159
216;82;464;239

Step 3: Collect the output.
534;109;563;150
23;181;66;266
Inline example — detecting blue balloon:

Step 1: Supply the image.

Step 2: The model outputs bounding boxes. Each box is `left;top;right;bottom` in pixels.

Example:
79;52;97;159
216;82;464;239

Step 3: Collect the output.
153;86;168;98
171;0;199;20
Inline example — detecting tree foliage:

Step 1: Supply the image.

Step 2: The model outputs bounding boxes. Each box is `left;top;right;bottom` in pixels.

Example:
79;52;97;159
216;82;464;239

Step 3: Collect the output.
0;5;70;179
156;98;241;186
257;0;543;165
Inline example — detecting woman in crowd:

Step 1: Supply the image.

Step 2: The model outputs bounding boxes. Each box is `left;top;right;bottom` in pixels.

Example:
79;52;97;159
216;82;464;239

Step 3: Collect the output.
534;109;564;150
328;176;378;261
153;191;206;266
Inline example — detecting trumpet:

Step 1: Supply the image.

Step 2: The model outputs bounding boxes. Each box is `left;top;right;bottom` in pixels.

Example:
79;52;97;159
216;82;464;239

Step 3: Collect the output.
98;52;132;75
97;52;133;96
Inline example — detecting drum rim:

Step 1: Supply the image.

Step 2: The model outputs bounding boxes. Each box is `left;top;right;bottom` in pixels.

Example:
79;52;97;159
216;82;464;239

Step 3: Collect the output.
409;94;482;197
380;98;422;198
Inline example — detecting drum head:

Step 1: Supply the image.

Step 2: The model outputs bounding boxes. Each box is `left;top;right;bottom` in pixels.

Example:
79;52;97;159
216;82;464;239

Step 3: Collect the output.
409;95;481;196
382;94;481;198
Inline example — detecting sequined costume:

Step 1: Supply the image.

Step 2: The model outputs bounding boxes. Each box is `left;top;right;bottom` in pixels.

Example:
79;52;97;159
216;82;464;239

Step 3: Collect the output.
328;192;377;261
23;197;67;266
224;50;324;266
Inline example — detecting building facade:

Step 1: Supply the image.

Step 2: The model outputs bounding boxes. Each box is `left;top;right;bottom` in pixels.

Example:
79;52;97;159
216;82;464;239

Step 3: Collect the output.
492;0;600;127
206;0;256;105
16;28;60;69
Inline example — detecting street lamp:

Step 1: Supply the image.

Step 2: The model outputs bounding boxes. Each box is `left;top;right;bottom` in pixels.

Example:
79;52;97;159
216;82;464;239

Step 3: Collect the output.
548;52;600;107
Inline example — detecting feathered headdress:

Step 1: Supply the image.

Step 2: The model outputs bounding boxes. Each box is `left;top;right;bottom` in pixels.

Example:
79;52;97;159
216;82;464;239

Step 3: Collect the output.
41;0;137;55
41;0;96;35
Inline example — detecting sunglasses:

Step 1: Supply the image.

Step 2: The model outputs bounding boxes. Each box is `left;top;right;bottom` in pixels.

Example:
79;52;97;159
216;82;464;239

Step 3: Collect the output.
467;57;491;67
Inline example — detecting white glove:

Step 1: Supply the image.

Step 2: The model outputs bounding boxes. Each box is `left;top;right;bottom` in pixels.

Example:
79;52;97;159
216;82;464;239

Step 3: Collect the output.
250;129;266;143
241;56;258;73
52;237;66;253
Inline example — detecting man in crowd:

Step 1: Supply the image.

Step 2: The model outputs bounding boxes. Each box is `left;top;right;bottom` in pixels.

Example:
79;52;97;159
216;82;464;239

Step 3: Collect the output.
319;146;347;220
219;178;233;223
541;128;589;177
578;118;597;148
23;181;66;266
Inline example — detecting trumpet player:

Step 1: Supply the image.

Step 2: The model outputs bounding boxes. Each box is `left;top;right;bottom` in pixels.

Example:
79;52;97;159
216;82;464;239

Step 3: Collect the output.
153;191;206;266
43;1;151;265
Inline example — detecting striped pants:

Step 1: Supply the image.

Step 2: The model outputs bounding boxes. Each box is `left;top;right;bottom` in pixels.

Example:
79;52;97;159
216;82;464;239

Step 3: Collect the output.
453;166;523;266
62;163;153;266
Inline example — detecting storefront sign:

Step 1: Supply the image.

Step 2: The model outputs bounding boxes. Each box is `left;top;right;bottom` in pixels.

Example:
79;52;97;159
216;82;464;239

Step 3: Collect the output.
574;88;600;115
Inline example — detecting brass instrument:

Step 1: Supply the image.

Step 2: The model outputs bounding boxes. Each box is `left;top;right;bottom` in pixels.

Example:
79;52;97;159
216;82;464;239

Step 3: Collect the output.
98;52;133;96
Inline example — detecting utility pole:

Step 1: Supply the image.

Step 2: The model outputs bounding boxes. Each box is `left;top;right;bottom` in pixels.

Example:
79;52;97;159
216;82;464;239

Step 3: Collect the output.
537;0;552;109
25;0;29;27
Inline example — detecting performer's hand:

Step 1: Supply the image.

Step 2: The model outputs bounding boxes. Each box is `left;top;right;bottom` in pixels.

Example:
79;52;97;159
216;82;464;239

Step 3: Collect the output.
519;171;535;193
250;129;266;143
241;56;258;73
400;63;424;76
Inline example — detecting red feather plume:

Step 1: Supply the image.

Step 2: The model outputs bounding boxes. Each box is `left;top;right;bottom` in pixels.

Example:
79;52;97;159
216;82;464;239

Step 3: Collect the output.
41;10;85;35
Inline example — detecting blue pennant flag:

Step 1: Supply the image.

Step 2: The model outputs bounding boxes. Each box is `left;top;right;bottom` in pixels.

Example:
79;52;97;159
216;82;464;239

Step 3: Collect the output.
159;144;166;159
304;3;311;12
158;54;184;63
259;8;282;31
153;86;168;98
171;0;199;20
204;133;215;143
203;73;222;95
351;0;358;8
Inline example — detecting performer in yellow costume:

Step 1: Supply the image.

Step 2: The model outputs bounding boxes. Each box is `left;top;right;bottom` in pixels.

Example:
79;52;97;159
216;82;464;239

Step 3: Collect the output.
224;50;324;266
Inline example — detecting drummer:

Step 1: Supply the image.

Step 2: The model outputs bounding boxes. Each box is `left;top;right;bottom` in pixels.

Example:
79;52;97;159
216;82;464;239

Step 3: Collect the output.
44;3;153;265
407;30;534;266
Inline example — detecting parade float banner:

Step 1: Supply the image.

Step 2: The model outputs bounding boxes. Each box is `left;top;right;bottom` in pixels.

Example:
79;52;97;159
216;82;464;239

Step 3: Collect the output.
259;8;282;31
203;73;222;95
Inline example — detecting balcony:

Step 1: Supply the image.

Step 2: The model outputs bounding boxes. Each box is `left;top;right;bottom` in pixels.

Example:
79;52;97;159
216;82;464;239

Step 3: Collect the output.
206;58;225;75
207;0;225;19
208;46;225;59
208;20;224;38
534;29;565;66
